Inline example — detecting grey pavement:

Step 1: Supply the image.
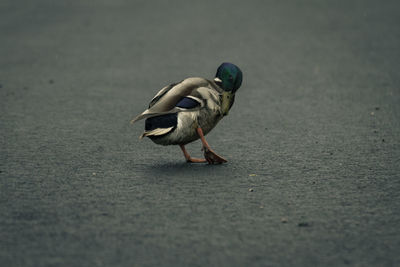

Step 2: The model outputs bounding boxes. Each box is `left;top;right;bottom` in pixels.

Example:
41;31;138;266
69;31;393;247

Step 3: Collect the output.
1;0;400;266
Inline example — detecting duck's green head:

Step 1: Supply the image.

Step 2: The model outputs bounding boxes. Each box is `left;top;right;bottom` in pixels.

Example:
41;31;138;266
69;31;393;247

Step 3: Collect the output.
214;62;243;93
214;63;243;116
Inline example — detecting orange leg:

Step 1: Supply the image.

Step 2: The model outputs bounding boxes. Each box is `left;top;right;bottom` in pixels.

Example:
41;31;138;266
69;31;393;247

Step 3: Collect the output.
179;144;207;163
196;127;227;164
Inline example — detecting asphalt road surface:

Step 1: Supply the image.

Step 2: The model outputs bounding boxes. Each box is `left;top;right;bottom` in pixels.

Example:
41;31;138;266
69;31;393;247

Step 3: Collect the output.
1;1;399;266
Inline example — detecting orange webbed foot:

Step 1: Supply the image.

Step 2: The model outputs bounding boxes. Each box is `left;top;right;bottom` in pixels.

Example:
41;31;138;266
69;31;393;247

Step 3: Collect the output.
203;146;227;164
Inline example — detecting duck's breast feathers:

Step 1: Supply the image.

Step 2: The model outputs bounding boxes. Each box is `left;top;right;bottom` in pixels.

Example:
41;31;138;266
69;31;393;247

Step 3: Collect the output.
131;77;212;123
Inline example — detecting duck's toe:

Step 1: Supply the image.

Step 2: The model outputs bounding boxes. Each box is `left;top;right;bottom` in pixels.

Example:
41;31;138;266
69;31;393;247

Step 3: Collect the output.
180;144;207;163
203;147;227;164
186;157;207;163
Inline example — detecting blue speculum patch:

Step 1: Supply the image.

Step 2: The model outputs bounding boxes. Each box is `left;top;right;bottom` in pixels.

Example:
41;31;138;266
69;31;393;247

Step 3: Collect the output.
176;97;200;109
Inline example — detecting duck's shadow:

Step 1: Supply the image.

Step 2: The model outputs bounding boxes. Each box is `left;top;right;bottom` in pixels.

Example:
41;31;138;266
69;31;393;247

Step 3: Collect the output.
143;160;228;178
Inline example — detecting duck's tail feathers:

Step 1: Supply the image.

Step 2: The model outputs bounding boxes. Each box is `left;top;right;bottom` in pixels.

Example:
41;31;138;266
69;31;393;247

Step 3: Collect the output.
139;127;174;139
131;113;148;124
130;110;175;124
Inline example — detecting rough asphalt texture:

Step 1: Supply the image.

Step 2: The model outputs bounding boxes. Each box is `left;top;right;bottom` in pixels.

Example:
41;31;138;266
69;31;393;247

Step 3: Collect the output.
1;1;399;266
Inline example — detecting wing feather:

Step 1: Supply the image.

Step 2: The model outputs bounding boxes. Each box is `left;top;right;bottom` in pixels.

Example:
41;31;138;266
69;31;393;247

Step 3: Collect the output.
131;77;210;124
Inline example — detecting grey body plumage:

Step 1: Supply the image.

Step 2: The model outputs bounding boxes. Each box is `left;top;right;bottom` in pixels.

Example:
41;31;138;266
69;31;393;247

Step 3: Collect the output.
131;63;243;164
132;78;225;145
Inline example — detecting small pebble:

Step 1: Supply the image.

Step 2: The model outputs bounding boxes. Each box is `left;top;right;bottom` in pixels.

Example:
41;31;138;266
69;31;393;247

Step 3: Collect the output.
92;172;96;176
249;174;257;177
375;107;380;110
248;188;254;192
370;112;375;116
298;222;310;227
281;217;288;223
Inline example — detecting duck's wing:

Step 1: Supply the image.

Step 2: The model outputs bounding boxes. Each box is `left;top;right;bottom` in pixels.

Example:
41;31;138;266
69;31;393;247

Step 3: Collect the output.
147;81;181;109
131;77;210;124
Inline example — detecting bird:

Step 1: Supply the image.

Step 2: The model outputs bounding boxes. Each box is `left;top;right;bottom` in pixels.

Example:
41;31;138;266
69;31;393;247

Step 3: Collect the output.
131;62;243;164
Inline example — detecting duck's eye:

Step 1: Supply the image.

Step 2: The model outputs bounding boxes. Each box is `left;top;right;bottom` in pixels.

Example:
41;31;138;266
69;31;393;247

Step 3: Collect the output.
228;75;233;81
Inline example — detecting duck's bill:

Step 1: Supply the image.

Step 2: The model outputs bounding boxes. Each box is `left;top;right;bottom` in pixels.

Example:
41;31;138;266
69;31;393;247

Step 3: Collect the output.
221;91;233;116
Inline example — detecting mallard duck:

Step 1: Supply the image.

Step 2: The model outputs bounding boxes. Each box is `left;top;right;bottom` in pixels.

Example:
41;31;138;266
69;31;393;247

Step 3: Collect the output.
131;62;243;164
